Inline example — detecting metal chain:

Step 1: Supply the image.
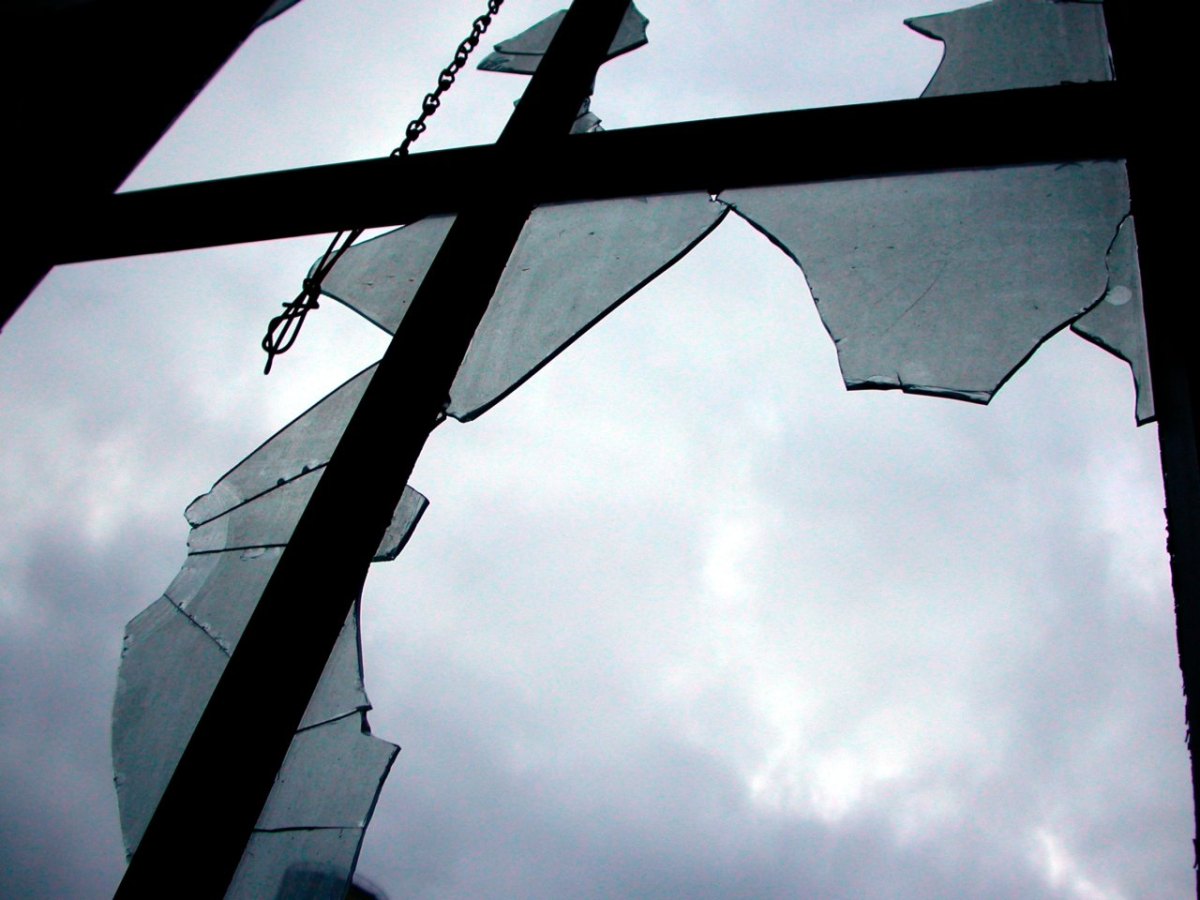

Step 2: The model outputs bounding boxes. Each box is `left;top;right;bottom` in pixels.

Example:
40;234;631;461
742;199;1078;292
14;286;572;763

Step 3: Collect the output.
392;0;505;157
262;0;505;373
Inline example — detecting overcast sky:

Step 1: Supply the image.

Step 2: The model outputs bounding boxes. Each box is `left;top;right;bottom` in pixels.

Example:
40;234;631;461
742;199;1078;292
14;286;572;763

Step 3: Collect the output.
0;1;1192;897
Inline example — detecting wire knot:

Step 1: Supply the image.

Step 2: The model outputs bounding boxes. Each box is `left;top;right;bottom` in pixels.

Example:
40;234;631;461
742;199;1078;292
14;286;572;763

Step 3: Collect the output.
261;284;321;375
260;228;362;374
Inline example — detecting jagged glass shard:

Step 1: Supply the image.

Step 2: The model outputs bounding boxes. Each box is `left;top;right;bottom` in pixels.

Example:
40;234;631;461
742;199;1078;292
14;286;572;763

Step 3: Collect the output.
186;364;380;526
724;162;1129;403
320;194;724;422
448;194;726;420
908;0;1111;98
1073;216;1153;424
116;358;428;891
112;596;228;855
317;217;456;335
903;0;1148;422
257;714;398;829
478;3;648;74
569;98;602;134
174;482;424;654
114;595;368;856
573;110;602;134
227;829;364;900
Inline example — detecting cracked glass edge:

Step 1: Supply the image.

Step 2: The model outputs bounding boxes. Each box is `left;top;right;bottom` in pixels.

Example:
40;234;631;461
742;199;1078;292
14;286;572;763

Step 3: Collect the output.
188;468;428;559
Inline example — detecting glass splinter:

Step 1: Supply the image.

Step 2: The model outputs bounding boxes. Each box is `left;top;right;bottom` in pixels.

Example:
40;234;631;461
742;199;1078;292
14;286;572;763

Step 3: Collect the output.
317;218;456;338
185;364;380;526
228;828;365;900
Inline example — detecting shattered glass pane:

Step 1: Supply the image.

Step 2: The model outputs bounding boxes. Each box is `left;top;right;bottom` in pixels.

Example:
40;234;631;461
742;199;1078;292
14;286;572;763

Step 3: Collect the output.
908;0;1111;98
477;3;649;75
114;364;428;893
321;195;724;422
1073;216;1153;423
723;162;1129;403
114;5;1162;897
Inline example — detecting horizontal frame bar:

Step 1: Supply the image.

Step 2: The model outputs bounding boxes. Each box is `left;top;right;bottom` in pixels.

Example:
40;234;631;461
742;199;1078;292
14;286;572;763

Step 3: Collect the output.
57;81;1127;265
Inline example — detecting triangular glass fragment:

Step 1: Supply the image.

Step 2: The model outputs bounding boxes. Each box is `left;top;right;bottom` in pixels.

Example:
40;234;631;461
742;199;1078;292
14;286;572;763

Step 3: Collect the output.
1073;216;1153;423
478;3;649;74
448;194;726;420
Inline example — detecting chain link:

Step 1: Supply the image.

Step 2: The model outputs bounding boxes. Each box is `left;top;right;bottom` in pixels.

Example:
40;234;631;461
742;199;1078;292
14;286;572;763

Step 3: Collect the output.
392;0;504;157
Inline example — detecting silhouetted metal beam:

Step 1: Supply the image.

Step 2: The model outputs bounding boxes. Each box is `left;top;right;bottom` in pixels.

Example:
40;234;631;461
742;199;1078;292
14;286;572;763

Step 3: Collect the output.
1103;0;1200;891
58;80;1127;265
6;0;297;332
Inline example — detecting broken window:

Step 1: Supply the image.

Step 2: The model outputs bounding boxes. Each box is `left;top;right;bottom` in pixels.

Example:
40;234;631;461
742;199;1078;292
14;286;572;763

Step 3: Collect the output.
91;1;1182;897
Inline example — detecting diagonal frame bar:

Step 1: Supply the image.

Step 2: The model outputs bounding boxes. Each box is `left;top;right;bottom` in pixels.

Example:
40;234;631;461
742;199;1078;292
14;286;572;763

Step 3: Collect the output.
8;0;1187;892
113;0;634;895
